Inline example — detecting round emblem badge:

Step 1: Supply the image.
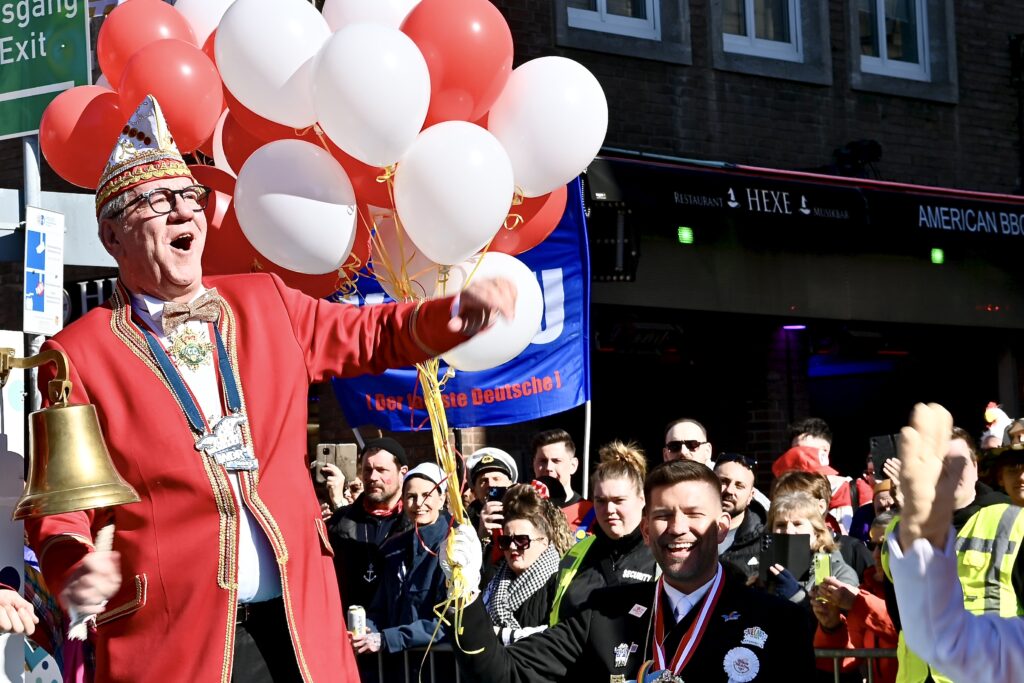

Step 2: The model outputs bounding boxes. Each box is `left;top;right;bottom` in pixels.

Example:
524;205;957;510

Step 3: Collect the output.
722;646;760;683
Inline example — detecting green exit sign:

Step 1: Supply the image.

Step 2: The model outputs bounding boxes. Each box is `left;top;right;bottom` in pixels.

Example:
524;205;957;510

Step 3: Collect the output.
0;0;91;140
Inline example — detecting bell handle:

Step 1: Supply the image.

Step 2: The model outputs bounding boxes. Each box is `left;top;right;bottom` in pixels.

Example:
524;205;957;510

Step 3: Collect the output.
0;347;72;405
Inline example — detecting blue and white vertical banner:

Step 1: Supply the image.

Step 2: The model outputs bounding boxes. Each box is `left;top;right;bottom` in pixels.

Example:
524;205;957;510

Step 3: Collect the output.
331;178;591;430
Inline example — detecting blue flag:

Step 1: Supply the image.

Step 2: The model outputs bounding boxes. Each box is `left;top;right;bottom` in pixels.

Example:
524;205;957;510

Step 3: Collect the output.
331;178;591;430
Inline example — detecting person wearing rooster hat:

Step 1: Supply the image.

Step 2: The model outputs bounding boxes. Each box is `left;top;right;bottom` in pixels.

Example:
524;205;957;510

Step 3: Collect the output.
24;95;517;683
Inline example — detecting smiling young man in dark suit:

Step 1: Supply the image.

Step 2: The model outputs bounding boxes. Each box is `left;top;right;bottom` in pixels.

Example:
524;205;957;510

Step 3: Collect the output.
442;459;814;682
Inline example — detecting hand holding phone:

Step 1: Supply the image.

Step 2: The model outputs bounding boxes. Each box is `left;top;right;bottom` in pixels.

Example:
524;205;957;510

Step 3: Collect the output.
813;551;831;586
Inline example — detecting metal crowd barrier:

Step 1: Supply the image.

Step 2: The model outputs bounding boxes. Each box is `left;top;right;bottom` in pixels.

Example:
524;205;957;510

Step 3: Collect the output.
370;645;896;683
814;648;898;683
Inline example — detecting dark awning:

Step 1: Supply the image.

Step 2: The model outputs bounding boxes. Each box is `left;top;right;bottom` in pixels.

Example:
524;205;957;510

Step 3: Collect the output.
586;155;1024;252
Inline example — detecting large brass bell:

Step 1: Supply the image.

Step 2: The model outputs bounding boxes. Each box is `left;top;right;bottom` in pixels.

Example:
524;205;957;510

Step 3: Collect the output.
1;348;140;520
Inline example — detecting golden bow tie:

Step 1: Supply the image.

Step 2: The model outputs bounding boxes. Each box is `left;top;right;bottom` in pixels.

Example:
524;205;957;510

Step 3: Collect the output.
161;289;223;334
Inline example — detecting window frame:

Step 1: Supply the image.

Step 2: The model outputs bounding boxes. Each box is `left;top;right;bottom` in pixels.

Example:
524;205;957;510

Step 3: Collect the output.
567;0;662;41
858;0;931;82
555;0;691;66
722;0;804;64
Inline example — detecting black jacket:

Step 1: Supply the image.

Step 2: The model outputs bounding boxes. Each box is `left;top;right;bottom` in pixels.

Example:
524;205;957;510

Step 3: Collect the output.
326;493;411;610
720;501;766;582
558;524;656;621
452;570;815;682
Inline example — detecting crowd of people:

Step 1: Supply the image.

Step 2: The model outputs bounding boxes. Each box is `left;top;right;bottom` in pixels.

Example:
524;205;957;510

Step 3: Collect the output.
302;411;1024;683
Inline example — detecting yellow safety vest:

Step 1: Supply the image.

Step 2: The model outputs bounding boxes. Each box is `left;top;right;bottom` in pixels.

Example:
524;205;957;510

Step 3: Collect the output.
881;504;1024;683
548;534;596;626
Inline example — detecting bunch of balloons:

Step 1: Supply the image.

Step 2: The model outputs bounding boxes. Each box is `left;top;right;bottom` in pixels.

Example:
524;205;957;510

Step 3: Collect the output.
39;0;608;372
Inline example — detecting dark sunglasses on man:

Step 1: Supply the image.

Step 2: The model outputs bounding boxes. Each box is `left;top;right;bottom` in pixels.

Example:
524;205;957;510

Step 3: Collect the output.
496;534;545;551
664;439;707;453
716;452;758;471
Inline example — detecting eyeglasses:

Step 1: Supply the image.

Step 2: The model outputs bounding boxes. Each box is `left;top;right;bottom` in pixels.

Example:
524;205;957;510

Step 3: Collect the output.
496;534;545;551
111;185;211;218
716;452;758;471
665;440;707;453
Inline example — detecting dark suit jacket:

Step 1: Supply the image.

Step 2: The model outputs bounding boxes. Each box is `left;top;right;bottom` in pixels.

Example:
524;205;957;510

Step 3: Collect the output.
453;568;814;682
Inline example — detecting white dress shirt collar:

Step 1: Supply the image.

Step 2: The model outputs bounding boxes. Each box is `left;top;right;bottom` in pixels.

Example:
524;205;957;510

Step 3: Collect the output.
662;568;718;623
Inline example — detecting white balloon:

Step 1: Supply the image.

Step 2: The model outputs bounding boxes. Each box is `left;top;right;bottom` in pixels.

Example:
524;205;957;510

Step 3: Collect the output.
234;139;357;274
321;0;420;31
365;206;441;301
394;122;514;266
174;0;236;48
312;24;429;167
210;110;236;177
440;253;544;372
488;56;608;197
216;0;330;127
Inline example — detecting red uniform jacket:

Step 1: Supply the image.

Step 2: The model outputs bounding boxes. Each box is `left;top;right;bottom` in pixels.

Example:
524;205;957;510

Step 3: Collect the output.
25;273;466;683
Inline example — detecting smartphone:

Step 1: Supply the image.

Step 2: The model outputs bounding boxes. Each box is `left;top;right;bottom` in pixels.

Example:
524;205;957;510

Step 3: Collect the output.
869;434;900;481
336;443;358;483
758;533;812;584
487;486;509;502
313;443;337;485
813;551;831;585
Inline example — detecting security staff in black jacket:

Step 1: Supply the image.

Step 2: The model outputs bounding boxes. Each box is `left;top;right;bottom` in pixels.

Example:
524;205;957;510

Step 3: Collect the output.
442;460;814;683
551;441;656;623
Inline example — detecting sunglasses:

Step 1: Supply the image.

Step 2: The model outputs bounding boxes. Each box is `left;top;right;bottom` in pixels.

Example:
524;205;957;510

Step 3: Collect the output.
716;452;758;470
496;534;545;551
665;439;707;453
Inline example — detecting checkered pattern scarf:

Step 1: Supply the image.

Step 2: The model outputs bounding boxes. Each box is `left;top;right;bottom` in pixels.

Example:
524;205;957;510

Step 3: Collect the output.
485;543;561;629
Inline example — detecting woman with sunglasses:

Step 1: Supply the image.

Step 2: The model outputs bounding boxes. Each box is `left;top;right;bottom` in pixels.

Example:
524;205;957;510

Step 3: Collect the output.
352;463;454;680
482;485;571;644
548;441;655;624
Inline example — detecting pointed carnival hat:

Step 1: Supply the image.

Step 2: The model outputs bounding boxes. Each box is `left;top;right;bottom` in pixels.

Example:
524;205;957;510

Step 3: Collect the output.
95;95;194;216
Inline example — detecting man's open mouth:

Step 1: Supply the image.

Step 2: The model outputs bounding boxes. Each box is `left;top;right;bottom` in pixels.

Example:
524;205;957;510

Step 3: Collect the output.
170;233;194;251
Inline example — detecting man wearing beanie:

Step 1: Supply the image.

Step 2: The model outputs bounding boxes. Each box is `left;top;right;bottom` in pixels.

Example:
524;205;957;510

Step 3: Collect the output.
24;96;518;683
328;438;411;614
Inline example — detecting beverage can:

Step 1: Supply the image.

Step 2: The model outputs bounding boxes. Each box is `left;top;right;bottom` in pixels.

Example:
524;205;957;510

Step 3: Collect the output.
347;605;367;637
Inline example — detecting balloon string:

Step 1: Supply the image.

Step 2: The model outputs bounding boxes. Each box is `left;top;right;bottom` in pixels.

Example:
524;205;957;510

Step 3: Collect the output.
502;186;526;231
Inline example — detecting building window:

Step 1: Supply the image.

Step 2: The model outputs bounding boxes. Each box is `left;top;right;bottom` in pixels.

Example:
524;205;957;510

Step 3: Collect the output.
722;0;802;62
567;0;661;40
556;0;689;65
858;0;930;81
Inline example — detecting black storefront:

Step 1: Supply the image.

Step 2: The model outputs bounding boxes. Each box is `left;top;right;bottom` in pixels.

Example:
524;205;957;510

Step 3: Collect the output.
580;155;1024;477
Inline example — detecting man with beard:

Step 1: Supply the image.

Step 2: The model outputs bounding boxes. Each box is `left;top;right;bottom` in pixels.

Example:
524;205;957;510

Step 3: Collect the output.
441;460;813;682
714;454;765;582
328;438;411;611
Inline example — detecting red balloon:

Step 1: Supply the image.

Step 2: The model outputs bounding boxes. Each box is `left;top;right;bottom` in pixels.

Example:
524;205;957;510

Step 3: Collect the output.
97;0;197;88
223;88;303;142
490;186;568;256
221;113;267;174
39;86;125;188
188;164;235;232
202;205;260;276
330;144;391;208
203;30;218;69
118;39;224;153
402;0;513;128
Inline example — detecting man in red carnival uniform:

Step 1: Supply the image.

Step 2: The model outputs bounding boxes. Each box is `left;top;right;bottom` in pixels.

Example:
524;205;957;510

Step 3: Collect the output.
25;96;517;683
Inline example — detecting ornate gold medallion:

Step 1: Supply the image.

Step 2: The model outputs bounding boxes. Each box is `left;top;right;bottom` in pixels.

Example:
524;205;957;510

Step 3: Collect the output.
167;327;214;371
